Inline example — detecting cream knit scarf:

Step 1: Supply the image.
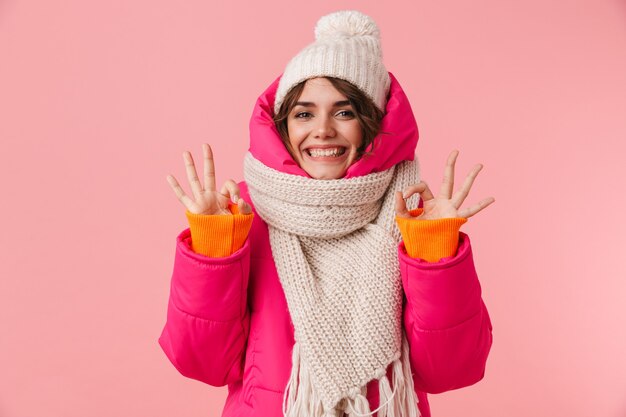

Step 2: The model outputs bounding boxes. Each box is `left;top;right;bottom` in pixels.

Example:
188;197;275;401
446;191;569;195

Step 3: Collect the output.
243;151;422;417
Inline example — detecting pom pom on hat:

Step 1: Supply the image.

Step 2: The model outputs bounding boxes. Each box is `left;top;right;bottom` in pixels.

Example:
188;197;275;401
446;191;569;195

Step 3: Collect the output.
314;10;380;40
273;10;390;115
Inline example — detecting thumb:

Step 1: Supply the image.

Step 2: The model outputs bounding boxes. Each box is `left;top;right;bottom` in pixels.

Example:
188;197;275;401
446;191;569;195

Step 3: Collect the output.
238;198;253;215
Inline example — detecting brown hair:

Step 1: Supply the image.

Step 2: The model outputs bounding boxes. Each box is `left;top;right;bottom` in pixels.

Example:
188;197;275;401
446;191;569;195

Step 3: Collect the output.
273;77;387;158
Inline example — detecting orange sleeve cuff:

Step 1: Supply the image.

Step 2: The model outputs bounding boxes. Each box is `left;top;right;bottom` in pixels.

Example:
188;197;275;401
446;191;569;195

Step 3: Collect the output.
185;204;254;258
395;208;468;263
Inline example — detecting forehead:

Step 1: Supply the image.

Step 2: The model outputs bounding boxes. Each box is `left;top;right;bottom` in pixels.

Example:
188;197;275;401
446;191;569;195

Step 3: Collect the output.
297;78;348;103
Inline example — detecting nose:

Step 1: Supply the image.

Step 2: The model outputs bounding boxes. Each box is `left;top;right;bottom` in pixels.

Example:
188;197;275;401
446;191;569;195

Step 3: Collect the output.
314;114;336;139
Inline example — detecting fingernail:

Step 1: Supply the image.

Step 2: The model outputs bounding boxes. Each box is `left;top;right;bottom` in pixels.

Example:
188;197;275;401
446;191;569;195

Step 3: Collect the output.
232;195;239;203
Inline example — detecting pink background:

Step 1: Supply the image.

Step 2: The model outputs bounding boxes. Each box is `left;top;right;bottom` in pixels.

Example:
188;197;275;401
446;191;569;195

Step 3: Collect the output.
1;1;625;416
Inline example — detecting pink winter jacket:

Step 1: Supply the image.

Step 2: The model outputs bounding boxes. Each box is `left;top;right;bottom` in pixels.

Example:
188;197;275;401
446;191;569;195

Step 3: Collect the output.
158;73;494;417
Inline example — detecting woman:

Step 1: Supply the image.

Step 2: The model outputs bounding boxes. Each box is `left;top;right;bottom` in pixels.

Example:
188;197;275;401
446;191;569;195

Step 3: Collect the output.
160;10;494;417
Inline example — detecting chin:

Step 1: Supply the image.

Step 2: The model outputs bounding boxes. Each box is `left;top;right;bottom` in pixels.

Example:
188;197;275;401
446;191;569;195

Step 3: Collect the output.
295;151;360;180
304;166;348;180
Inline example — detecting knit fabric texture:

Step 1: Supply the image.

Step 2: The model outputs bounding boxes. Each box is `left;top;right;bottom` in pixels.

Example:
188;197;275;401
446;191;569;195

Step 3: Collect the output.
273;10;391;115
243;151;422;417
184;204;253;257
396;208;468;262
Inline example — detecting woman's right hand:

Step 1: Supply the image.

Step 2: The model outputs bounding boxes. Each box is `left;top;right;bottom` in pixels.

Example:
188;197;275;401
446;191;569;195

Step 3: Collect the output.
166;143;252;215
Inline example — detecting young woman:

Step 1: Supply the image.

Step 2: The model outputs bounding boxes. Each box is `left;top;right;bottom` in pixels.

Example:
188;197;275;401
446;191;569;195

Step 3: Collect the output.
160;10;494;417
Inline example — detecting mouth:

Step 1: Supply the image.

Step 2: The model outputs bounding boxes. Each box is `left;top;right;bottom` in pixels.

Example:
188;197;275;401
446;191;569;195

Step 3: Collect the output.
303;146;347;159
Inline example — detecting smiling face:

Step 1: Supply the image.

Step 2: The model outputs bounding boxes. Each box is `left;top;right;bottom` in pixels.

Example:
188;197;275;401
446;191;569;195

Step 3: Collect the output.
285;78;364;180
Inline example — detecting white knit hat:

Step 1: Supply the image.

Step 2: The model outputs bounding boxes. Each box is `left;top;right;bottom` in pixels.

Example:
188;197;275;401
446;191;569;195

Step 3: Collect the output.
273;10;391;115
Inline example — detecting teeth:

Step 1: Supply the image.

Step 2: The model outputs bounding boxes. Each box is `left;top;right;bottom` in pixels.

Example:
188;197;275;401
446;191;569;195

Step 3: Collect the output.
308;147;344;157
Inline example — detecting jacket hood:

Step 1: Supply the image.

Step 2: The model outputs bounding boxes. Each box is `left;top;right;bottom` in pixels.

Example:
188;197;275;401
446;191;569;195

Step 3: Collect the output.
248;72;419;178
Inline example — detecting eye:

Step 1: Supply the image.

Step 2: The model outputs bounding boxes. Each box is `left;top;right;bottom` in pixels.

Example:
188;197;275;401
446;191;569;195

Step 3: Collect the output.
336;110;355;118
294;112;312;119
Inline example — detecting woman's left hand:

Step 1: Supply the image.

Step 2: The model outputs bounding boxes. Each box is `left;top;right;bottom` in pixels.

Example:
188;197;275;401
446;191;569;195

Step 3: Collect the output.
395;150;495;220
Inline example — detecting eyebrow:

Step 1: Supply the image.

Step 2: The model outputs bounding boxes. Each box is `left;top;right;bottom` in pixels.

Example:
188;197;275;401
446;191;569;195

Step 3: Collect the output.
294;100;352;107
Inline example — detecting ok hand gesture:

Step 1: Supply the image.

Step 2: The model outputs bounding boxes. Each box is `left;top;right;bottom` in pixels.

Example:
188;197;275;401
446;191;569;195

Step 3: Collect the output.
166;143;252;215
395;150;495;220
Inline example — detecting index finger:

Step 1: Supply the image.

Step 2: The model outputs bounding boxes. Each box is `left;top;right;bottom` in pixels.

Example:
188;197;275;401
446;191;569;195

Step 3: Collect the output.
394;191;411;218
203;143;217;192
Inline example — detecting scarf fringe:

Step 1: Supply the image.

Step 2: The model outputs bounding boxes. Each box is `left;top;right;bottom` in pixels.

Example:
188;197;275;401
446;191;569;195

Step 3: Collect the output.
399;333;420;417
283;336;421;417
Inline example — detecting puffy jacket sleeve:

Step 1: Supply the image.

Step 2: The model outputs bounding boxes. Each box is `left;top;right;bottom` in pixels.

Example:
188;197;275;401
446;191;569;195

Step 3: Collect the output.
399;231;493;394
158;226;252;387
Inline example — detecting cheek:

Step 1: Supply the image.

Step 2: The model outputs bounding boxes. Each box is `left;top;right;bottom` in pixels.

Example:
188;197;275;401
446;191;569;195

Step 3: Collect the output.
286;124;306;148
346;123;364;148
